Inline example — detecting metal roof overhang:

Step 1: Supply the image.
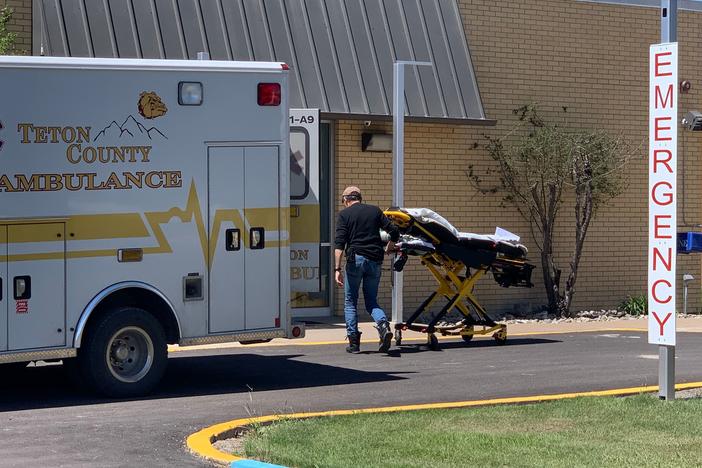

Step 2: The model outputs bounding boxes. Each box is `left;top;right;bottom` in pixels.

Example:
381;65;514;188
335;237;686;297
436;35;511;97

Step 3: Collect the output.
33;0;492;125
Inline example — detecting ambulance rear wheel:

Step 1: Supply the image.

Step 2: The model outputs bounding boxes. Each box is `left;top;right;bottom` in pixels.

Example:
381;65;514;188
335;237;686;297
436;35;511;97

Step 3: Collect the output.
79;307;167;398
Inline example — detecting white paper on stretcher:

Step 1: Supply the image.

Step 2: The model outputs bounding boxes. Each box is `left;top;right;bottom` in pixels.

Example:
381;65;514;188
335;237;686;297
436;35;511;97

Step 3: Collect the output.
494;227;520;242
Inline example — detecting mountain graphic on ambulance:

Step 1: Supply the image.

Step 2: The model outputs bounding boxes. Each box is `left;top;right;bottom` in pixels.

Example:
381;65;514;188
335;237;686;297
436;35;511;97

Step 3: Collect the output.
94;114;167;142
93;91;168;141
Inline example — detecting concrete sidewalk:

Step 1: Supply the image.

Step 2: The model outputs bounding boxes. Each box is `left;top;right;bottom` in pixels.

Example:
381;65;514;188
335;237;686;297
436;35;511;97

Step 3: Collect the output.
169;315;702;353
300;315;702;342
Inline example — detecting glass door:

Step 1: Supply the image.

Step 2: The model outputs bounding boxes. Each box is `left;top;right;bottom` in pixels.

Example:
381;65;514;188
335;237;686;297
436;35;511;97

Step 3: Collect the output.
290;110;332;317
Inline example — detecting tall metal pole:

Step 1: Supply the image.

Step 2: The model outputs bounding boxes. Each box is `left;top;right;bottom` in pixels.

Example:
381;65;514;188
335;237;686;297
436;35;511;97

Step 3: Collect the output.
661;0;677;43
659;0;677;401
391;61;431;325
392;63;404;325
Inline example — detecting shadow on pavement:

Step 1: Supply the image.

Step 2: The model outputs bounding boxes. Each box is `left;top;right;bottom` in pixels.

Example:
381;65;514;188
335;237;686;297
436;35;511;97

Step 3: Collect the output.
361;337;560;356
0;337;558;411
0;352;410;412
403;337;559;351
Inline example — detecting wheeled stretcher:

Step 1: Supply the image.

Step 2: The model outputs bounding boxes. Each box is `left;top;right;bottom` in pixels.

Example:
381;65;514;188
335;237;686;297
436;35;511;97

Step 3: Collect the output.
384;208;534;350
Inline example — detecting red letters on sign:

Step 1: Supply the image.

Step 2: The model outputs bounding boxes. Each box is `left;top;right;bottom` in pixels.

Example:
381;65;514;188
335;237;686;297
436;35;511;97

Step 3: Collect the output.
651;181;673;206
652;279;673;304
649;45;676;345
655;84;674;109
652;247;672;271
653;149;673;174
655;117;672;141
655;52;673;77
654;215;673;239
652;311;672;336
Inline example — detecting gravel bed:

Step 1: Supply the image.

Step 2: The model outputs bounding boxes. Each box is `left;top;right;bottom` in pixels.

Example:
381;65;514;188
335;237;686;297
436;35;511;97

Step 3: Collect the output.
675;387;702;399
213;437;245;458
502;311;702;324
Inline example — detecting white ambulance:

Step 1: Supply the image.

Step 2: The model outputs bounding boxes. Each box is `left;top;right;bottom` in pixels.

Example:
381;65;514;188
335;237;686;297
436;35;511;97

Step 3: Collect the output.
0;56;303;397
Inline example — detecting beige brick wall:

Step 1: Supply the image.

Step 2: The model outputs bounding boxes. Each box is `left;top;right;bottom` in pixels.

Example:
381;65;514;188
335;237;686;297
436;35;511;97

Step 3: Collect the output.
4;0;31;54
334;0;702;318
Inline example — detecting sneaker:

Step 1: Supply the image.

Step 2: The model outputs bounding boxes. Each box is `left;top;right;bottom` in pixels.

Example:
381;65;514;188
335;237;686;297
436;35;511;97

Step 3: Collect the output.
376;321;392;353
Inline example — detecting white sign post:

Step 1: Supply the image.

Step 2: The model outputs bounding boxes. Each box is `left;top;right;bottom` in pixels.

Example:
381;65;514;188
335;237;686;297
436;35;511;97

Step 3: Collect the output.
648;42;677;400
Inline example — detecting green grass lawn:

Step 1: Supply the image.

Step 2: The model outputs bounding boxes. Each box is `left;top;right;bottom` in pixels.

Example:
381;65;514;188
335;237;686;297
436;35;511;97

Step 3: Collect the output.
243;395;702;468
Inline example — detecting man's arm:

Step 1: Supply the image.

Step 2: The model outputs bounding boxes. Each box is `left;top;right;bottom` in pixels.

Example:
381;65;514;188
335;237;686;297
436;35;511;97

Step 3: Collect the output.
334;212;348;286
380;212;400;253
334;248;344;270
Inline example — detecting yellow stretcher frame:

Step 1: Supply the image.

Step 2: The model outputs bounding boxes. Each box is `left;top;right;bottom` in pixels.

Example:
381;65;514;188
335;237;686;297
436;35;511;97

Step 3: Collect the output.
385;210;509;350
394;251;507;350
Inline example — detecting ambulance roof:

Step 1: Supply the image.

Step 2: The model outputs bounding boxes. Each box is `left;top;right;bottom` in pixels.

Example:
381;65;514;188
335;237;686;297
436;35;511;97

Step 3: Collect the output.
0;56;287;73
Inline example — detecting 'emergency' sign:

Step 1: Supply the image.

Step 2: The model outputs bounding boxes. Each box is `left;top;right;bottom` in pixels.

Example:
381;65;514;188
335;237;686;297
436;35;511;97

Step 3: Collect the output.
648;42;677;346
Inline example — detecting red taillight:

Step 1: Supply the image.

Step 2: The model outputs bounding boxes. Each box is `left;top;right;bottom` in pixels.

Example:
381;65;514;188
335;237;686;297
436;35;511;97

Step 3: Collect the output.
281;63;289;70
258;83;281;106
275;317;280;328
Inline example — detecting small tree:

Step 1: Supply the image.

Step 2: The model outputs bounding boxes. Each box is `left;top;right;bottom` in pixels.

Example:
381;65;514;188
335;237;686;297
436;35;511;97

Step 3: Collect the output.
0;7;17;55
469;105;634;316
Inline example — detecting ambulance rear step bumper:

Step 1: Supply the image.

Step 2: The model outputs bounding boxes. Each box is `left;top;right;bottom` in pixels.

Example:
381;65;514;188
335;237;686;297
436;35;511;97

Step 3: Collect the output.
0;348;77;364
179;324;305;347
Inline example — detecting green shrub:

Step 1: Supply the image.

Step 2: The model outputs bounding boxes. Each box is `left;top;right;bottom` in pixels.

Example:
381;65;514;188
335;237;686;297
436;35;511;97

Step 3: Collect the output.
0;7;17;55
619;294;647;316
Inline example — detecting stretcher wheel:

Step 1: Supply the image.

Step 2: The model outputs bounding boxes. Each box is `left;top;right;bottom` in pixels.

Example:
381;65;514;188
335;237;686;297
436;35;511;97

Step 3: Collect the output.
428;333;440;351
394;329;403;346
493;330;507;345
461;325;474;343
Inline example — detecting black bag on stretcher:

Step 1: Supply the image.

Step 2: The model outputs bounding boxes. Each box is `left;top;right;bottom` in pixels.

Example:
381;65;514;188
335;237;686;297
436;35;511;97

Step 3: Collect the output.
382;208;534;350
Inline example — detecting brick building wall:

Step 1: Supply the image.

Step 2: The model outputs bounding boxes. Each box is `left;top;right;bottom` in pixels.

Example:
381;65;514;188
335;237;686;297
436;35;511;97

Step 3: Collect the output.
4;0;31;54
335;0;702;318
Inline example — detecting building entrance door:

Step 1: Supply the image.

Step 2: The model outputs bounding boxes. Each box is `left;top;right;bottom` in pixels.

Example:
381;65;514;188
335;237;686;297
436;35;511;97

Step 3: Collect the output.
290;110;332;317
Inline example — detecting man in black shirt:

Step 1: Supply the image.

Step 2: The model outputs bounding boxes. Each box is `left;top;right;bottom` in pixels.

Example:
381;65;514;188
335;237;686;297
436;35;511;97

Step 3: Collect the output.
334;186;399;353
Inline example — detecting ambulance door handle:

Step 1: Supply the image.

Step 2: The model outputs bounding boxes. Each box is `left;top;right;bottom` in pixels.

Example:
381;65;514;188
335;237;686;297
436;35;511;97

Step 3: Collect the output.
14;276;31;300
250;227;265;250
225;228;241;251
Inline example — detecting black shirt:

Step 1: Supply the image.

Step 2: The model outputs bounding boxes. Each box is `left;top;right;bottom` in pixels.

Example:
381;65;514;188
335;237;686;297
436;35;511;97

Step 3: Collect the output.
335;203;400;263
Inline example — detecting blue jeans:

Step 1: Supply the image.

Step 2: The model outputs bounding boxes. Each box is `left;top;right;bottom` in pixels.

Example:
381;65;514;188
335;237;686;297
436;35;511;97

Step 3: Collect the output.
344;254;388;336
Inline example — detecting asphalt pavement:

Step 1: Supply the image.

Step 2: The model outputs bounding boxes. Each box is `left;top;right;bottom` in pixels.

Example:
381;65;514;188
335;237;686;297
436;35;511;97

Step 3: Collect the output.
2;329;702;467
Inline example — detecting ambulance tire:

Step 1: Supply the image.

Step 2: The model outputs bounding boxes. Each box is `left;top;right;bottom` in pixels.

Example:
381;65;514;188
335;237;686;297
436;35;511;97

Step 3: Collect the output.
79;307;167;398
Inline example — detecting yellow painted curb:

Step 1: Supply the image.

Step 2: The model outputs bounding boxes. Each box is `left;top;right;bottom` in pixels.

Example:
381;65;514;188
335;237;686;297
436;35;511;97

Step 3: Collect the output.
186;381;702;465
170;327;649;353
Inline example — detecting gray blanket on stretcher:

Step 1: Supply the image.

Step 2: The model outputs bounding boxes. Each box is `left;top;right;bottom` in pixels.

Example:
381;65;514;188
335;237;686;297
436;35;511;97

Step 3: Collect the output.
394;208;528;260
